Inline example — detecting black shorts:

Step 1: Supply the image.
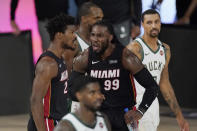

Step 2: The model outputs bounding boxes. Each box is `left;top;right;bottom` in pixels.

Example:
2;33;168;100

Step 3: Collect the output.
27;116;37;131
101;108;129;131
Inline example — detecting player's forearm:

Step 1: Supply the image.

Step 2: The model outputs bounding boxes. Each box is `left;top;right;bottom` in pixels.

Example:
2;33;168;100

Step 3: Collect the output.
160;83;182;117
134;68;159;114
10;0;19;20
31;97;46;131
184;0;197;18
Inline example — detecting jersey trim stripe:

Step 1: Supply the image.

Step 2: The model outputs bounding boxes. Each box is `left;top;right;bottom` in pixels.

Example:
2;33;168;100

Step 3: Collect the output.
46;118;50;131
44;83;51;118
130;74;136;101
139;37;160;54
44;118;55;131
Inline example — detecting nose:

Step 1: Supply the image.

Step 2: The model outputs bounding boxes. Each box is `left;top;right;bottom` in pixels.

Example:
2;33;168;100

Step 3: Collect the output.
96;92;104;101
90;34;98;43
152;22;158;28
73;33;76;38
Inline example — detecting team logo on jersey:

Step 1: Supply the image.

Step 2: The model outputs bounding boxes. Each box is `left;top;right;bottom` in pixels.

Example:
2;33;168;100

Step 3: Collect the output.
60;71;68;81
160;50;164;56
109;60;118;64
92;61;100;64
99;122;104;128
90;69;120;78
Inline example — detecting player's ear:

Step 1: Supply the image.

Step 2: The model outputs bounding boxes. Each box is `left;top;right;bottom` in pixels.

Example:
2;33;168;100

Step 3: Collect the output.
81;16;87;23
76;92;82;101
109;34;113;42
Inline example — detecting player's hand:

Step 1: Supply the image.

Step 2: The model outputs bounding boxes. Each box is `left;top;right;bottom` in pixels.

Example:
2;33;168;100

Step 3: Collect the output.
131;25;140;39
11;20;21;35
176;115;190;131
124;109;142;124
174;16;190;25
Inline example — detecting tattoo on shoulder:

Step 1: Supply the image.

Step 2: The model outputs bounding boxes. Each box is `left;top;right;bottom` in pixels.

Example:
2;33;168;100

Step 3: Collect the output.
132;42;143;60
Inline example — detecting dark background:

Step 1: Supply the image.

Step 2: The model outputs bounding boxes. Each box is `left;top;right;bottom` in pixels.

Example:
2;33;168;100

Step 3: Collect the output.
0;31;34;115
158;25;197;108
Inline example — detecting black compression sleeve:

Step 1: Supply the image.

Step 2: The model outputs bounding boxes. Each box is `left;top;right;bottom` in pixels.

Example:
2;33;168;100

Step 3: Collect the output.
134;68;159;114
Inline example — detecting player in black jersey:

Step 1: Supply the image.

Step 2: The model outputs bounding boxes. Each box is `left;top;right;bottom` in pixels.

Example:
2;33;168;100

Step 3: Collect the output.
68;20;159;131
27;14;77;131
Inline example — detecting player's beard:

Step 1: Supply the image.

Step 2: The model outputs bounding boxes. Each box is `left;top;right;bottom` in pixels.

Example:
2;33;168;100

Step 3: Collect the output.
150;28;160;38
61;43;75;51
93;39;109;57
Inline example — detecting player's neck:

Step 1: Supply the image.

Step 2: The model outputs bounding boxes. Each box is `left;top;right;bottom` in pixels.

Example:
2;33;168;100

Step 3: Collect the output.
101;43;115;60
78;24;91;44
48;42;63;58
76;106;96;126
142;35;158;46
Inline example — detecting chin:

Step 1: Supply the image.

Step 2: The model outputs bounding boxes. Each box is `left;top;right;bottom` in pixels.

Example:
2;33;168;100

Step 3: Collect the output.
62;45;75;51
150;34;158;38
93;49;100;54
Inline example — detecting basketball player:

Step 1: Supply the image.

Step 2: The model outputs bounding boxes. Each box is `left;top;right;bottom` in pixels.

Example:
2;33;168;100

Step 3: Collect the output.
70;2;103;112
54;75;111;131
76;2;103;52
27;14;77;131
127;9;190;131
68;20;159;131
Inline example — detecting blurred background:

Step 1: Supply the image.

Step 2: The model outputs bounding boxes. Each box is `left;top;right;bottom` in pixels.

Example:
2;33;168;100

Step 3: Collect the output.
0;0;197;130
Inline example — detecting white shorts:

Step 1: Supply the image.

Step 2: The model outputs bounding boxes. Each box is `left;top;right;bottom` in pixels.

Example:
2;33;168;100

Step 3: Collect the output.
136;97;160;131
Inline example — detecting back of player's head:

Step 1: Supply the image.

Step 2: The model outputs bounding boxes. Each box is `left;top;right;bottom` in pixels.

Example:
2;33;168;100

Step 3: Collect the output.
91;20;121;44
77;2;99;24
69;75;98;101
141;9;160;22
46;13;76;41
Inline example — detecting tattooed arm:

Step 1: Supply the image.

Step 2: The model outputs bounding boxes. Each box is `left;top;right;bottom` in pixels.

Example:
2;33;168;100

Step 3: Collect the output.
159;43;189;131
126;41;143;61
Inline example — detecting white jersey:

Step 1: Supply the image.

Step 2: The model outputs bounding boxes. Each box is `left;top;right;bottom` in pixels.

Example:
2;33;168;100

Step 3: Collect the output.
62;112;108;131
71;33;90;113
76;33;89;51
134;37;166;128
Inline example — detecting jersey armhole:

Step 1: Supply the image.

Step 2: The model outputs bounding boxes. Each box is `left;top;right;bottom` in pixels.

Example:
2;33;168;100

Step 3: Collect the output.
134;39;144;61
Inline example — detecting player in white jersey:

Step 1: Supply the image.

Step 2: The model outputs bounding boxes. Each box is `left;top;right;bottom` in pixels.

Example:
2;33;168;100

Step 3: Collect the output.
71;2;103;113
127;9;189;131
54;76;111;131
75;2;103;53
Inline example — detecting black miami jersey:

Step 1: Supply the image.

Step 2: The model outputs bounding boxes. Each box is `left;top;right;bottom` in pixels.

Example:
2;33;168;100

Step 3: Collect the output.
87;45;136;109
36;51;69;120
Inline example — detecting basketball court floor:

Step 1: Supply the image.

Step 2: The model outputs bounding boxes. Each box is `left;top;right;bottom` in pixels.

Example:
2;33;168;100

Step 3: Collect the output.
0;106;197;131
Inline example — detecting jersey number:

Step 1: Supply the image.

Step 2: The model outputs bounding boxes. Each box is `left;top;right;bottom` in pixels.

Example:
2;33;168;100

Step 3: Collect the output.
64;81;68;94
104;79;119;91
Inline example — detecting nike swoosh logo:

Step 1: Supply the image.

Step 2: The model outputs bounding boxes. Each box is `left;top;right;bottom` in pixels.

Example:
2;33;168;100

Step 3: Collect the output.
92;61;99;64
145;53;150;56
